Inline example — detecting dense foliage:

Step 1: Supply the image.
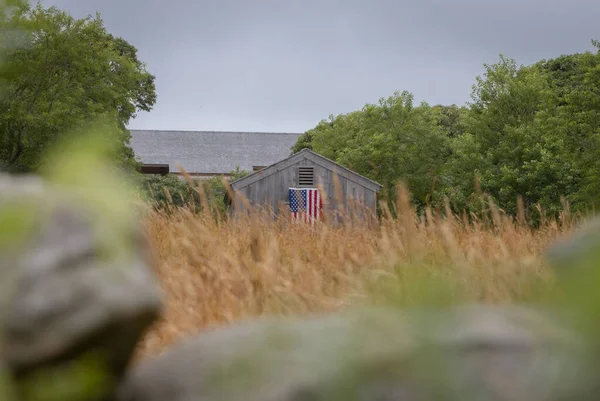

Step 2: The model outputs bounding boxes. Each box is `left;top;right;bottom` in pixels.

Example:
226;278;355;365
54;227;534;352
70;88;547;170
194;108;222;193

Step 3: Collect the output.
293;42;600;220
139;174;203;211
138;167;251;215
0;1;156;172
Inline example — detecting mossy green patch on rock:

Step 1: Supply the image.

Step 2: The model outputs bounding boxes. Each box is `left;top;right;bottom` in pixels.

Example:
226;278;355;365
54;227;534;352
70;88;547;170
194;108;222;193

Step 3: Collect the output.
37;120;145;267
16;351;114;401
0;365;17;401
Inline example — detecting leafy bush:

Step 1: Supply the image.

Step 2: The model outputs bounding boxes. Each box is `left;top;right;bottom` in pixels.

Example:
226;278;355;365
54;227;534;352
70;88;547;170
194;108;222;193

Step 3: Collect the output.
137;166;251;216
138;174;201;211
202;166;252;215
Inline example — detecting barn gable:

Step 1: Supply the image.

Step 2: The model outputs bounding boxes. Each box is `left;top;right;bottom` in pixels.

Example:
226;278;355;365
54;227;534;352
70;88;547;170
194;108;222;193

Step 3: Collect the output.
229;149;382;219
230;149;382;192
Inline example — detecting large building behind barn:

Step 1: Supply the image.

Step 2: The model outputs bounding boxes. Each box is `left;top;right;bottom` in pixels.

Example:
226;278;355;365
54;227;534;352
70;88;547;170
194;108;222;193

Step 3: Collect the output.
229;149;382;221
129;130;302;179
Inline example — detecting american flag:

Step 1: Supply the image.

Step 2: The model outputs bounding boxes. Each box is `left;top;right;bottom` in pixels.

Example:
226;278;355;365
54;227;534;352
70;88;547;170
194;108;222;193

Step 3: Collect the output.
289;188;322;224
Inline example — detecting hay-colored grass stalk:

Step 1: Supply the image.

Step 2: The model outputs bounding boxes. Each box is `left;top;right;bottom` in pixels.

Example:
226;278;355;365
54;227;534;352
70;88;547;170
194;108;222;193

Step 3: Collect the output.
135;175;581;360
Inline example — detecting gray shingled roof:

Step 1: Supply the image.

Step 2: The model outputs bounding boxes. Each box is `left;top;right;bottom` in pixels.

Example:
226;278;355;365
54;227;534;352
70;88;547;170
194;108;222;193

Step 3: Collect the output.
129;130;303;174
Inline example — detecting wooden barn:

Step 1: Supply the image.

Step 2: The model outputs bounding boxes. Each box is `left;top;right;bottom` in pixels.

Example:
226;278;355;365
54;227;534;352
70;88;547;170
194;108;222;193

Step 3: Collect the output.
229;149;383;222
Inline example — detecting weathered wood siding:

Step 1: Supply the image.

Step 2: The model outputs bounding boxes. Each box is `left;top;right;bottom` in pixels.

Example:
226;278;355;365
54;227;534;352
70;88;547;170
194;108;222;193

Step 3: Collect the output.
232;157;378;221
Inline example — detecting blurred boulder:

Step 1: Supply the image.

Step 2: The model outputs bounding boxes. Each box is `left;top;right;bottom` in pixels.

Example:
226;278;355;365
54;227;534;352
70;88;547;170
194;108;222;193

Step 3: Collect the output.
0;173;162;401
545;216;600;271
116;305;592;401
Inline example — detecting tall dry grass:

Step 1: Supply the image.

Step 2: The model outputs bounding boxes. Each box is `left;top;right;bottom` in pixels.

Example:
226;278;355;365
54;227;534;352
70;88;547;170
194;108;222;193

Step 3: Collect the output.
135;184;582;360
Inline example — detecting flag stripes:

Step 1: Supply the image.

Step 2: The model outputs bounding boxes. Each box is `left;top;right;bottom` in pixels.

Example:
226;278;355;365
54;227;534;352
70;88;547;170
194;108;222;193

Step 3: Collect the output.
289;188;322;224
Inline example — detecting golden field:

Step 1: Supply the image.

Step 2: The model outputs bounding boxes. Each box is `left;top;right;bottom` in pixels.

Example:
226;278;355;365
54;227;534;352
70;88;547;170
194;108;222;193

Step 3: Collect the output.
134;185;580;360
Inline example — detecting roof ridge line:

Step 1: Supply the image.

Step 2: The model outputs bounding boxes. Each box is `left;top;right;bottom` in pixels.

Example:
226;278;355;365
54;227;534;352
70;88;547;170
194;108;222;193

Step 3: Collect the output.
229;149;382;191
129;129;303;135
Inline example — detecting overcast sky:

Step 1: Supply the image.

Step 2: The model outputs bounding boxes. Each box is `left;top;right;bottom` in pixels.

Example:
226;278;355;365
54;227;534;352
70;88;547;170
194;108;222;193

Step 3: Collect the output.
39;0;598;133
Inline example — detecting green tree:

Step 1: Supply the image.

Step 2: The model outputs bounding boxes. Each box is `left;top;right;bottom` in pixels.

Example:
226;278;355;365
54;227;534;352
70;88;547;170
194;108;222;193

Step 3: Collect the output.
294;91;450;211
534;43;600;209
441;46;600;218
293;41;600;221
0;1;156;172
431;104;468;139
456;56;562;215
290;130;313;153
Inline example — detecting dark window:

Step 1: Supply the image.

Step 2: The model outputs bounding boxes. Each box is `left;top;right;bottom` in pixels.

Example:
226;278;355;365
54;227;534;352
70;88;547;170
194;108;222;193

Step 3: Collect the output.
298;166;315;187
139;164;169;175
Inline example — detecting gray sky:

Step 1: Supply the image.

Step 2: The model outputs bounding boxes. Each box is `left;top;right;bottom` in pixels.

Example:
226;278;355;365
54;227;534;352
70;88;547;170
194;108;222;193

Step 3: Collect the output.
39;0;599;133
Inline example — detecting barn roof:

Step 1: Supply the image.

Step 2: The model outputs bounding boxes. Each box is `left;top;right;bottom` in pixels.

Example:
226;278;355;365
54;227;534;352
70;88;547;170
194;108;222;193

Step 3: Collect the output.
230;148;383;192
129;130;302;174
